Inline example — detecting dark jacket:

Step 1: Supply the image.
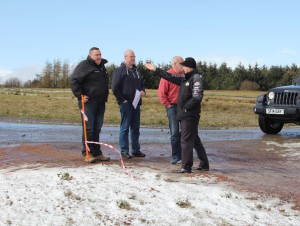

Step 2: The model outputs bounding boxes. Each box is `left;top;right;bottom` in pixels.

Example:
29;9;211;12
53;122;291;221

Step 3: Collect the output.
155;68;203;120
70;56;109;102
112;63;145;105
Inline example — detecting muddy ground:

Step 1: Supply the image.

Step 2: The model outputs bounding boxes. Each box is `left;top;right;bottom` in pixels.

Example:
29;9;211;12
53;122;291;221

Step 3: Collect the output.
0;120;299;210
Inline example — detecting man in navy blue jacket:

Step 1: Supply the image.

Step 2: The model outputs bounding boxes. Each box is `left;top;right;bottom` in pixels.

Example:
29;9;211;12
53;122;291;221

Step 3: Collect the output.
112;49;146;159
70;47;110;163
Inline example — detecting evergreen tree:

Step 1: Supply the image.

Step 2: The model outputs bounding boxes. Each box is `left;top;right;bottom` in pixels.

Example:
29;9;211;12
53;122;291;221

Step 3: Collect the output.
233;63;248;89
207;63;219;90
106;63;117;88
197;61;209;89
21;58;300;91
269;66;285;87
252;63;263;85
218;63;235;90
280;64;300;85
137;60;161;89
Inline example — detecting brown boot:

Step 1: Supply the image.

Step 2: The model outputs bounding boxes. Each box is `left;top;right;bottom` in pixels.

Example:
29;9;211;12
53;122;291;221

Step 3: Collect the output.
94;154;110;161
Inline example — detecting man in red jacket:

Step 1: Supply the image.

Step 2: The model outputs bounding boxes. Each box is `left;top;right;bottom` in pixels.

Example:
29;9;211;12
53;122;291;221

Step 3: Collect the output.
158;56;184;164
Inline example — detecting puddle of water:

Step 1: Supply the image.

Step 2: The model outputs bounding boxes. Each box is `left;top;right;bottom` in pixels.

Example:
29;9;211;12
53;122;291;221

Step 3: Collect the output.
0;122;267;144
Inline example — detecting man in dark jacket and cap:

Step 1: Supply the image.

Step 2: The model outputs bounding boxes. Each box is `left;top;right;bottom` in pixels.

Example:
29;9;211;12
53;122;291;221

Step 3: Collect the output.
70;47;110;163
144;57;209;173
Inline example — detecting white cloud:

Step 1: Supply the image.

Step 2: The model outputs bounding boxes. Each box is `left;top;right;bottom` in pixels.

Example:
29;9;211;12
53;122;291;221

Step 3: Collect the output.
0;69;12;84
281;48;299;55
0;66;42;84
0;69;13;76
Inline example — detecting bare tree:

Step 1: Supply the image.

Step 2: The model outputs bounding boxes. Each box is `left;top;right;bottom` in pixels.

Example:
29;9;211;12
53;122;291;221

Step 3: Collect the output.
42;62;53;88
53;59;62;88
5;77;22;87
60;61;70;88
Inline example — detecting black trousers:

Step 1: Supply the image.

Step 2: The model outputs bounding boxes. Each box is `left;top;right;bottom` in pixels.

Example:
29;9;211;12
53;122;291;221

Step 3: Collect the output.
180;116;209;170
78;99;105;157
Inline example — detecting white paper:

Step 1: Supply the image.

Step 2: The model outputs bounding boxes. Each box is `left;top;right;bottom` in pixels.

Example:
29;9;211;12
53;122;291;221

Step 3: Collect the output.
132;89;141;109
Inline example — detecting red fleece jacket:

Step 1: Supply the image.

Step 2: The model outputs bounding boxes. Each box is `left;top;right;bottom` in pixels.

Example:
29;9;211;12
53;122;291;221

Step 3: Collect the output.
157;68;184;107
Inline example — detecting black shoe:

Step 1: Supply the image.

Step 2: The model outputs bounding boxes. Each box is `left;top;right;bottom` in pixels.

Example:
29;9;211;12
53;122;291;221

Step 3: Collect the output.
194;163;209;171
121;152;132;159
172;168;191;174
132;151;146;157
171;158;181;164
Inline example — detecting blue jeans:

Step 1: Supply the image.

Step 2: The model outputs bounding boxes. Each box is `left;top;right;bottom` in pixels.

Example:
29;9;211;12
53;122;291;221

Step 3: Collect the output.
119;102;140;154
166;105;181;159
78;99;105;157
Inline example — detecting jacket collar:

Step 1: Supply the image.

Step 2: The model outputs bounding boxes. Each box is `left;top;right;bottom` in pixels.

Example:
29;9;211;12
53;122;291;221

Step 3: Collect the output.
167;68;184;76
121;62;138;75
121;62;137;69
87;55;108;66
185;69;198;80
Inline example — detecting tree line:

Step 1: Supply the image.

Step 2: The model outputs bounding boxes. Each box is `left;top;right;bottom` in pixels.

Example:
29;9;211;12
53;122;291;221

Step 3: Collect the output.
4;59;300;91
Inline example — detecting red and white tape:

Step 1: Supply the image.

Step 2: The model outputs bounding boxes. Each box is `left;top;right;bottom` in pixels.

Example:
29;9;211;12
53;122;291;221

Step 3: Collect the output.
81;109;88;122
86;141;134;180
81;108;134;179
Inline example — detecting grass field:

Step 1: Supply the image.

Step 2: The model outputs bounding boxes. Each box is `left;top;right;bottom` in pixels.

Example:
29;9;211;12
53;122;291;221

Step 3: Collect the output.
0;88;265;128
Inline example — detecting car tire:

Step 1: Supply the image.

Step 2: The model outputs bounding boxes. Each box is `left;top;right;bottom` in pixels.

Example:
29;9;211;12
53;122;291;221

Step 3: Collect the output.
258;115;284;134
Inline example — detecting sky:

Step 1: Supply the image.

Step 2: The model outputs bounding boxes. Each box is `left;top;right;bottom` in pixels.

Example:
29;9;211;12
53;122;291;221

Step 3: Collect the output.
0;0;299;83
1;163;299;225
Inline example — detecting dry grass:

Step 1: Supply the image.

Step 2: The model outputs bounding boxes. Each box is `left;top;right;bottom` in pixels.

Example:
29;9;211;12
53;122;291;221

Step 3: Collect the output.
201;90;265;128
0;88;265;128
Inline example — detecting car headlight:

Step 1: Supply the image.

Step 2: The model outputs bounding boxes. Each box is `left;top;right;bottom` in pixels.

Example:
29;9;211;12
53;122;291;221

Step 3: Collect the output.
268;91;275;100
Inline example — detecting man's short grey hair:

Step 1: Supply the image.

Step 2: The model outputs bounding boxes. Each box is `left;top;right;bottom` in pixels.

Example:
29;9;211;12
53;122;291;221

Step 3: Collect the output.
171;56;181;64
124;49;134;57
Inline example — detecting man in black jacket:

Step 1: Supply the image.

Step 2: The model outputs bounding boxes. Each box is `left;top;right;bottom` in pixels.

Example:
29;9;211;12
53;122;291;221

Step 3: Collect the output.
112;49;146;159
70;47;110;163
144;57;209;173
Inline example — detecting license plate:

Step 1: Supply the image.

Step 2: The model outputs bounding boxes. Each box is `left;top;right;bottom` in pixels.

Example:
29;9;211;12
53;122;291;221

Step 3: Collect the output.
266;108;284;115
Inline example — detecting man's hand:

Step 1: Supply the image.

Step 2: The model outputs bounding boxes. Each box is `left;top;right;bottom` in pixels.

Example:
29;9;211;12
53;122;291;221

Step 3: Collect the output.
83;95;89;103
140;91;146;97
144;63;156;71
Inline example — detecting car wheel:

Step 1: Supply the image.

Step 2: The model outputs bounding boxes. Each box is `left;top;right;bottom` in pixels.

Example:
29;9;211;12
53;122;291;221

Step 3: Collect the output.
258;115;284;134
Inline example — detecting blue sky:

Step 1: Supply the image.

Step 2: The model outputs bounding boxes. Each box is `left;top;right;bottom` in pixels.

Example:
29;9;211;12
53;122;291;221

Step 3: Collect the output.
0;0;299;83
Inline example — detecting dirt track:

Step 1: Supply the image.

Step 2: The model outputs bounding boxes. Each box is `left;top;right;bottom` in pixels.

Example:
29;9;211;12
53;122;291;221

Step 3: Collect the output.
1;121;299;210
